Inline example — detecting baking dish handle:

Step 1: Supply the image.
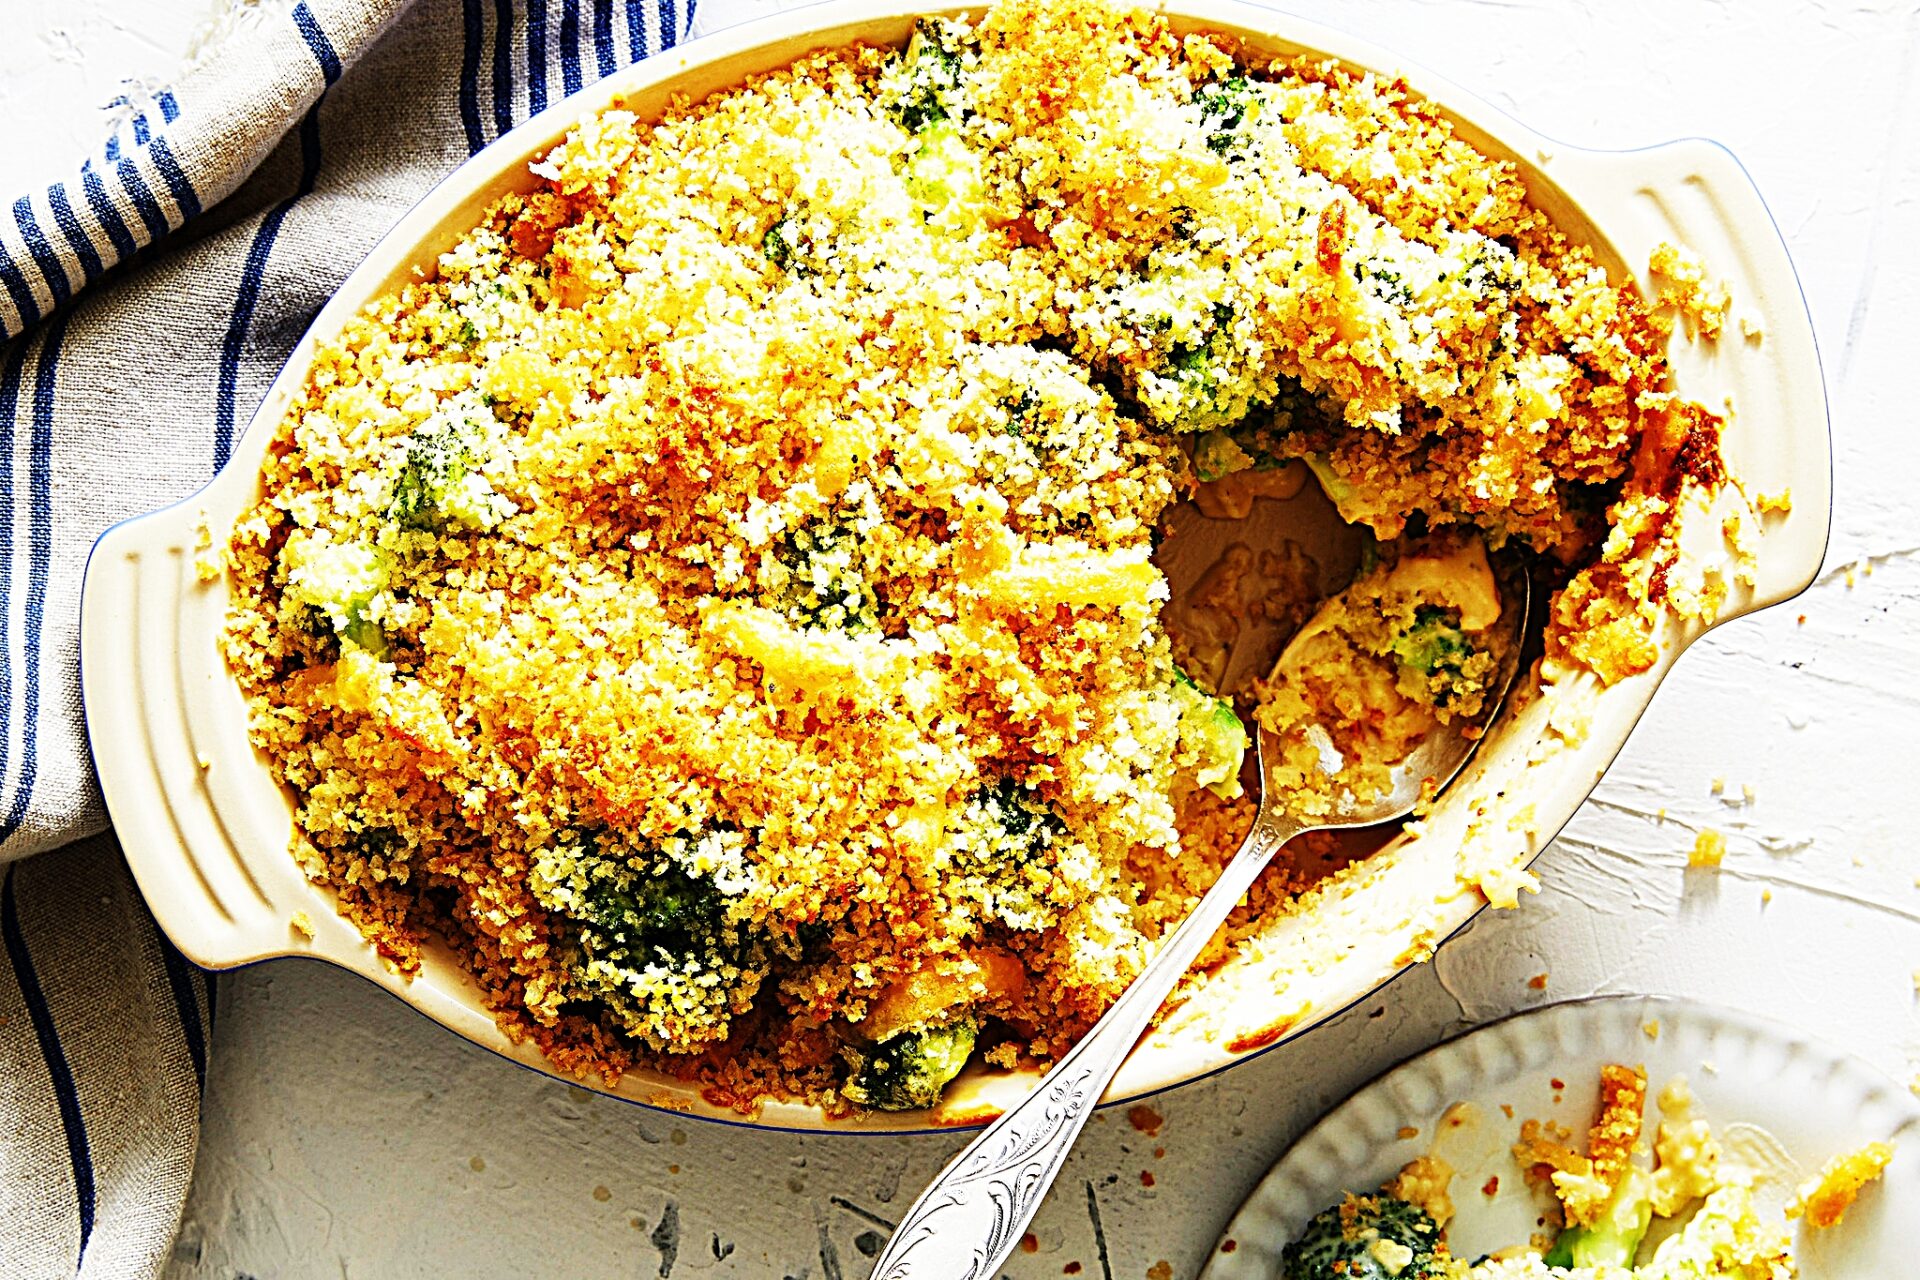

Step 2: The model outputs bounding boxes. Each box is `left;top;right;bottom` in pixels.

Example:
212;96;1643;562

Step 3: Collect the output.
1545;137;1833;611
81;498;302;969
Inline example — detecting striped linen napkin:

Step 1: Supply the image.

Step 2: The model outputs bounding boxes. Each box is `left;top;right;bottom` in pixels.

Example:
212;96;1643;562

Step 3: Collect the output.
0;0;733;1271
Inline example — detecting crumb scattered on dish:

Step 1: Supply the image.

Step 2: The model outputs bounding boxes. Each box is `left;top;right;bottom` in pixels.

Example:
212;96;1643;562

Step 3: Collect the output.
1787;1141;1894;1229
1283;1064;1891;1278
1650;240;1731;342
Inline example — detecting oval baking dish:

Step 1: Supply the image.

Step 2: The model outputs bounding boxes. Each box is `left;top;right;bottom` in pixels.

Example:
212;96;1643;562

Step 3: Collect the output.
79;0;1830;1132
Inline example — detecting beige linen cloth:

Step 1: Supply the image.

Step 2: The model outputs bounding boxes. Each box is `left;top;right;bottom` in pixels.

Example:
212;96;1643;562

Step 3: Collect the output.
0;0;699;1271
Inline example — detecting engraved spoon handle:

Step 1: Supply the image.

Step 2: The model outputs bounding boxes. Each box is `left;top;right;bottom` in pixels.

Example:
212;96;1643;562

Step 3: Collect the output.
868;807;1304;1280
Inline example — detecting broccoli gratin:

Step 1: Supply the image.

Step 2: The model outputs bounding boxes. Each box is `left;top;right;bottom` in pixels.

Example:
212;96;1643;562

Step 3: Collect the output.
1281;1067;1892;1279
224;0;1727;1112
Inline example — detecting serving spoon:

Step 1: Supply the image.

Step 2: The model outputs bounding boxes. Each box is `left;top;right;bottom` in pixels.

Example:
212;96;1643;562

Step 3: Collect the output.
870;572;1531;1280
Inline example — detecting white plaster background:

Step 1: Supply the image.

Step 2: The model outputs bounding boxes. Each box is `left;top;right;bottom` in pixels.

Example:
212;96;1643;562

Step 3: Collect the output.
4;0;1918;1276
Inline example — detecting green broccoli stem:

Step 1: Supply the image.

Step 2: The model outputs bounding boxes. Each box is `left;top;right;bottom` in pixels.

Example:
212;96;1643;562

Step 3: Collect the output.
1542;1167;1653;1269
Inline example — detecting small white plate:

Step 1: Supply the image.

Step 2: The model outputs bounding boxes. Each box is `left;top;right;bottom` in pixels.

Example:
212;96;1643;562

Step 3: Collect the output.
1201;995;1918;1279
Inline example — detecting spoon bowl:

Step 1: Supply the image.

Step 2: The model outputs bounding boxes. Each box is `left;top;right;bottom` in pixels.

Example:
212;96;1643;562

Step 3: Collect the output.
870;567;1532;1280
1271;561;1533;827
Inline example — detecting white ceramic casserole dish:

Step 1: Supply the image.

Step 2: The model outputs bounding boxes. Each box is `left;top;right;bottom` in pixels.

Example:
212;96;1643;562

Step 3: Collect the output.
78;0;1830;1132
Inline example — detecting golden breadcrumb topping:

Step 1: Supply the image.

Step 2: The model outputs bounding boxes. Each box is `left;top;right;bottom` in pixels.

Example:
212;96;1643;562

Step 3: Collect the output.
1788;1141;1894;1229
223;0;1726;1110
1514;1063;1648;1227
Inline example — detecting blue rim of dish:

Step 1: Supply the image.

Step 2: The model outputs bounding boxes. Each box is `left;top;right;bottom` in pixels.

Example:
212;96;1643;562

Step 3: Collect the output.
75;0;1833;1138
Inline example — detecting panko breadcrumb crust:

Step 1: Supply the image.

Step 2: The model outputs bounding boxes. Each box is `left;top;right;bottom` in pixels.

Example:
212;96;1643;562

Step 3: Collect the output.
223;0;1725;1113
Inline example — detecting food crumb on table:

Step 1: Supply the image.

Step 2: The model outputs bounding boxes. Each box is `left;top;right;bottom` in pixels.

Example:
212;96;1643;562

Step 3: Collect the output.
1690;828;1728;868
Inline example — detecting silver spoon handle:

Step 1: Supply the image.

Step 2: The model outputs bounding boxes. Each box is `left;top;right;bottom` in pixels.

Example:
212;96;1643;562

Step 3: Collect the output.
868;810;1303;1280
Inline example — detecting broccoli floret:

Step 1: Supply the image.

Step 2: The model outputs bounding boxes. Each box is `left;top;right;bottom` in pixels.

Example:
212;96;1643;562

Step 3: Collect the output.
1356;259;1416;308
389;425;476;530
846;1018;979;1111
280;532;390;656
1543;1167;1653;1270
1282;1194;1447;1280
763;215;802;271
532;831;768;1053
763;207;842;275
1188;379;1328;481
384;404;510;533
1389;604;1488;712
1391;605;1473;679
766;516;881;632
1194;75;1261;157
1002;388;1041;438
901;122;982;218
1137;302;1256;432
576;864;728;953
975;775;1060;847
950;776;1070;931
879;22;967;132
1171;667;1248;799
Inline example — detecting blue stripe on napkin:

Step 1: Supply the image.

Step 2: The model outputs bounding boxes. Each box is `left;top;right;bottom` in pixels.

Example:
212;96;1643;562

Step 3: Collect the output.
157;940;209;1089
111;157;169;243
561;0;584;96
46;184;105;284
77;161;137;263
461;0;486;153
593;0;616;78
13;201;72;308
148;137;203;222
529;0;550;114
2;865;95;1263
213;4;341;470
0;316;65;847
492;0;516;136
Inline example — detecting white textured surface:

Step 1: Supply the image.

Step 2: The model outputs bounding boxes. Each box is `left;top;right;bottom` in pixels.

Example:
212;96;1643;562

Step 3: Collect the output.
0;0;211;193
9;0;1919;1277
